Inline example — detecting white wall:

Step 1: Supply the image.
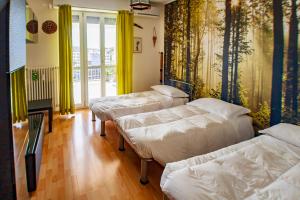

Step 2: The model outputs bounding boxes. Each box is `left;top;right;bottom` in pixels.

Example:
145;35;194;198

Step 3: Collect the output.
133;14;164;92
26;0;59;67
26;0;164;92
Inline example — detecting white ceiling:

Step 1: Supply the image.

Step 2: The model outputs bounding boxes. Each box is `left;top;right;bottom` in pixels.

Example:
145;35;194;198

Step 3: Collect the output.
152;0;175;3
53;0;175;11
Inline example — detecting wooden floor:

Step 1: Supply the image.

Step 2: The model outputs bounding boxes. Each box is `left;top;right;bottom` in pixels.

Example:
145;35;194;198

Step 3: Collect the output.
14;110;164;200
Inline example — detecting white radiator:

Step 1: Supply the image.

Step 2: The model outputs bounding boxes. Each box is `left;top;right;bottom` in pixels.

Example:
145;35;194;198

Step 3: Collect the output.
26;66;59;109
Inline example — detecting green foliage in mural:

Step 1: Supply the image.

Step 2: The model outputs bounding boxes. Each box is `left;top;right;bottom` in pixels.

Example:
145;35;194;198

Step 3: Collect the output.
237;75;249;109
209;83;221;99
251;102;271;129
193;78;205;99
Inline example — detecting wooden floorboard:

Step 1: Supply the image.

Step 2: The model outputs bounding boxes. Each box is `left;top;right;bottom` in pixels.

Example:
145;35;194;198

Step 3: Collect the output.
14;110;164;200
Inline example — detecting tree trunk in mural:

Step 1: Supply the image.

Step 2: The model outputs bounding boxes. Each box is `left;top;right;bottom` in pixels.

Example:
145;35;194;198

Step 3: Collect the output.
164;3;175;85
233;3;241;105
221;0;232;101
250;3;256;108
259;11;265;104
229;18;235;102
284;0;298;120
186;0;191;85
193;31;200;83
270;0;284;126
181;0;186;81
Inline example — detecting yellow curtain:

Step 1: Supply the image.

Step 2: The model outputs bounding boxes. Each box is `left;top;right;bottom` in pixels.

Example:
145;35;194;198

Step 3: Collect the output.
59;5;75;114
116;10;133;95
11;68;27;123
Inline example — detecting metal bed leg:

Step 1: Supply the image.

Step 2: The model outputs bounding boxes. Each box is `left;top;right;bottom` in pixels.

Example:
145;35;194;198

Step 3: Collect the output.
92;112;96;121
140;159;150;185
100;120;106;136
119;134;125;151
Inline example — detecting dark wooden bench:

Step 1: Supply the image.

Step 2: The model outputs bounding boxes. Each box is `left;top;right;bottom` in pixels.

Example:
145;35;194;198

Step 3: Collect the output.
25;113;45;192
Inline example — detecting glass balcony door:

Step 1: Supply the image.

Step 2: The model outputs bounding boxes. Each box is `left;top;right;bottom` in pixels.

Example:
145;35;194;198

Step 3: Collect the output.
72;11;116;108
104;18;117;96
72;14;84;106
86;15;102;102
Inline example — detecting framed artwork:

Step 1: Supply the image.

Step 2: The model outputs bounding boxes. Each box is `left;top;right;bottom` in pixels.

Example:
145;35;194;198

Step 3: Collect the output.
133;37;142;53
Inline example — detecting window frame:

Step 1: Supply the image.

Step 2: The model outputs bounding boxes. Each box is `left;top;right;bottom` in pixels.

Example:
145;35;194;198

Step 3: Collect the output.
72;11;117;108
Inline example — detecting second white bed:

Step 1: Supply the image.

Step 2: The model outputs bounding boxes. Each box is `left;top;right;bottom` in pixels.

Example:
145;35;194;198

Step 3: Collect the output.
116;98;254;183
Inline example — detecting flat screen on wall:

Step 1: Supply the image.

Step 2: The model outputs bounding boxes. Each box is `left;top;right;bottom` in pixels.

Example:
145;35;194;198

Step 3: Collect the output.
9;0;26;73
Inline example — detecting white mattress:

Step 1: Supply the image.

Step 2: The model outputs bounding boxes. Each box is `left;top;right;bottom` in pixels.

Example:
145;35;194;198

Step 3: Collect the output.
89;90;188;121
116;105;254;165
161;135;300;200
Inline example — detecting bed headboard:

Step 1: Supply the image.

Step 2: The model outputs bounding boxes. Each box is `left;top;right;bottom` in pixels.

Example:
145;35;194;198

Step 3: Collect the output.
165;79;194;101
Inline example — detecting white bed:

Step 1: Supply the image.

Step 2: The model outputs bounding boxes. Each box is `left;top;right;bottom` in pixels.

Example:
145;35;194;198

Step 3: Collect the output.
89;83;190;136
116;98;254;184
161;123;300;200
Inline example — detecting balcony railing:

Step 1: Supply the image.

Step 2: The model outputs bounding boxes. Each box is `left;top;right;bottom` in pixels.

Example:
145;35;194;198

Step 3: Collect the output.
73;66;116;82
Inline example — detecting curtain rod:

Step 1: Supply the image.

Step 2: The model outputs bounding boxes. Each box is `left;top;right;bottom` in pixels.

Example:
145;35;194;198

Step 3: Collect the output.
72;7;117;14
53;5;118;14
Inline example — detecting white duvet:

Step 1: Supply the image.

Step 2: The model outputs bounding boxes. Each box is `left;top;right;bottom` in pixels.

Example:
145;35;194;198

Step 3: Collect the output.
116;105;254;165
161;135;300;200
89;91;188;121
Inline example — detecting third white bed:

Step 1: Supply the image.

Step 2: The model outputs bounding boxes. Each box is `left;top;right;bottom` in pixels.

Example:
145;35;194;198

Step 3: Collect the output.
161;123;300;200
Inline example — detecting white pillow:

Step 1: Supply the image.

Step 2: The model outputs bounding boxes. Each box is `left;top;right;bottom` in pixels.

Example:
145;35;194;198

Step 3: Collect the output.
187;98;250;119
151;85;189;98
259;123;300;147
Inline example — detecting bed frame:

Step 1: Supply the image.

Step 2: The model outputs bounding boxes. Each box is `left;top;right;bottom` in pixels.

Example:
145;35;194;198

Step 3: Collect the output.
117;125;153;184
167;79;194;101
92;79;194;137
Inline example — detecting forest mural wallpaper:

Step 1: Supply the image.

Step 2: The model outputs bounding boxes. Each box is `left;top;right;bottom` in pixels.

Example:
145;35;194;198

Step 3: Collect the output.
164;0;299;128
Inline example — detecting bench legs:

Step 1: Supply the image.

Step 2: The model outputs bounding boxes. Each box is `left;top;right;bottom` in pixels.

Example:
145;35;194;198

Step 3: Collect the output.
100;120;106;136
92;112;96;121
140;159;151;185
119;134;125;151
